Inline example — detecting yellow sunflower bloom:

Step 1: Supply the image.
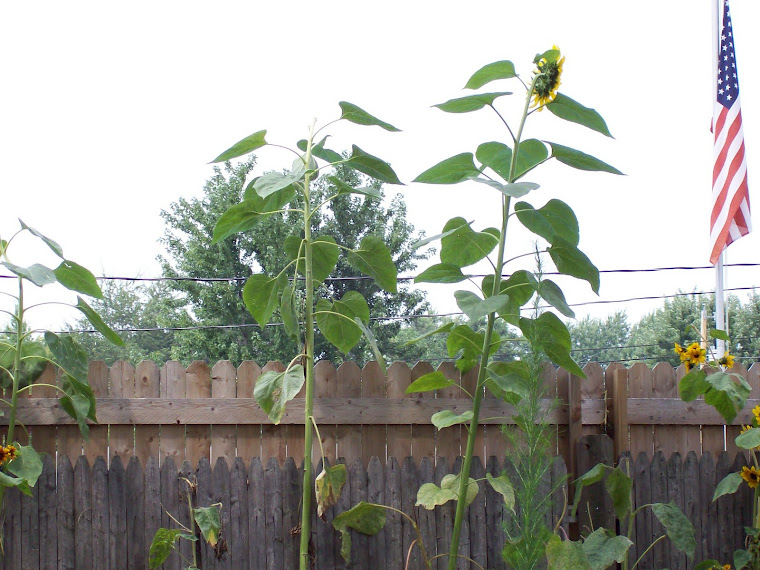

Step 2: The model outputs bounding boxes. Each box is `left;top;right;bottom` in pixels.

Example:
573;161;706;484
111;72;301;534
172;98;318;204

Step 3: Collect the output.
686;342;706;367
753;405;760;424
741;465;760;488
723;564;732;570
741;425;753;434
718;352;735;369
674;343;690;362
4;445;16;462
531;45;564;110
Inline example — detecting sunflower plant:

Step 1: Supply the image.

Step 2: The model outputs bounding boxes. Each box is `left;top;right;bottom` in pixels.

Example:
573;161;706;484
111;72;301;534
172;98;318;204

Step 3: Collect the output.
0;221;123;553
404;47;623;569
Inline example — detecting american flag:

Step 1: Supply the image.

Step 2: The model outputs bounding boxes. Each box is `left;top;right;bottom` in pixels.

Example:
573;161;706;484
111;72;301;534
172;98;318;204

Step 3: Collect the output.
710;0;751;265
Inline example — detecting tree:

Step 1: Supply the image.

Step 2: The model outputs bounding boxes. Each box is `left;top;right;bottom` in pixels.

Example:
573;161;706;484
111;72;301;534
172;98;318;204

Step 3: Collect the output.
567;311;632;365
157;158;431;365
728;290;760;363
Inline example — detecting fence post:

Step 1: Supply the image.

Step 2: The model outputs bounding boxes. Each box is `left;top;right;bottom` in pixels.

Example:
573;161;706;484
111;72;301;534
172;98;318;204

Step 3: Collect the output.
567;373;583;481
574;434;615;537
610;368;629;460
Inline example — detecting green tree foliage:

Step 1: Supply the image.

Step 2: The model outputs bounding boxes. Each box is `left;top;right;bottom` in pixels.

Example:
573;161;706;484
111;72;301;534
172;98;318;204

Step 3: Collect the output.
567;311;632;365
158;158;431;366
730;290;760;363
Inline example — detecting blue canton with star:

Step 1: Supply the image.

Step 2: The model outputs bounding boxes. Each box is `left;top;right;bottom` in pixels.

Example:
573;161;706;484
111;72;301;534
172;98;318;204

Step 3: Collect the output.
717;0;740;108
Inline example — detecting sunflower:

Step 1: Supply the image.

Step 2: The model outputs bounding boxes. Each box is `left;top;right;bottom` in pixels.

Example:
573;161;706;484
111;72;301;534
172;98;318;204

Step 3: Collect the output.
531;46;564;110
718;352;735;369
4;445;16;462
686;342;706;367
674;343;689;362
753;405;760;425
741;465;760;488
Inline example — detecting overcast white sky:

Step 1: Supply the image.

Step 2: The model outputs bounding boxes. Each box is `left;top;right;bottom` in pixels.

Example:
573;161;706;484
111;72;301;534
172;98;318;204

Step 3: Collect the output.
1;1;758;332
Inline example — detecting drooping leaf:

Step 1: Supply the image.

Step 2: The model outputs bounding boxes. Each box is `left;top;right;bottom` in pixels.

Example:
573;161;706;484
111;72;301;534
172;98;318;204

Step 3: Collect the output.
713;472;743;500
538;279;574;318
0;470;33;496
284;235;340;284
547;237;600;294
703;371;751;424
412;218;472;249
454;290;509;322
44;331;89;382
253;364;305;424
514;199;579;246
545;535;591;569
405;371;455;394
476;139;548;181
19;220;64;257
440;473;479;506
242;273;287;327
710;328;731;341
253;167;305;199
446;325;485;361
6;443;43;488
483;270;537;324
486;361;531;403
339;101;400;132
402;322;455;347
582;528;633;570
328;175;383;199
546;93;613;138
280;285;300;342
736;427;760;450
650;501;696;559
678;368;709;401
297;137;344;164
59;381;95;438
434;92;512;113
571;463;608;517
547;141;623;175
605;466;633;520
735;549;753;570
486;473;515;512
149;528;194;569
347;145;402;185
316;292;370;354
54;261;102;298
332;502;386;563
464;60;517;89
75;297;124;346
431;409;474;429
440;217;498;268
520;312;584;378
346;235;397;293
469;179;539;198
416;482;458;509
212;200;269;244
0;339;48;390
1;262;56;287
415;263;468;284
316;463;348;518
211;130;267;163
353;317;386;374
413;153;480;185
193;505;221;547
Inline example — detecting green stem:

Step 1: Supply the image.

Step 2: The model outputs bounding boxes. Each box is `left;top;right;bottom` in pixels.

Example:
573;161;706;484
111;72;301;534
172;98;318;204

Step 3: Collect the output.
299;119;317;570
447;74;540;570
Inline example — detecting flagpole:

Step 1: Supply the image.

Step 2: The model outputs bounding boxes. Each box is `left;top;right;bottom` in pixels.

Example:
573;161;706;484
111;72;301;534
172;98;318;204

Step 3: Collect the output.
712;0;726;357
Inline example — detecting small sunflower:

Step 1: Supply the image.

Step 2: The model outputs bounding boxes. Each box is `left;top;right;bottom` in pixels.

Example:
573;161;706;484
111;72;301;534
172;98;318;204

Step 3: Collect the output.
531;45;564;110
742;424;753;434
4;445;17;462
741;465;760;488
718;352;735;369
674;343;690;362
724;564;732;570
0;447;7;466
686;342;706;367
753;405;760;424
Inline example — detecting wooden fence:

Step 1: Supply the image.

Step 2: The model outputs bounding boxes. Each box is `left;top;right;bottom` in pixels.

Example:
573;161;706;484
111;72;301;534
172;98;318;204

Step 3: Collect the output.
2;359;759;476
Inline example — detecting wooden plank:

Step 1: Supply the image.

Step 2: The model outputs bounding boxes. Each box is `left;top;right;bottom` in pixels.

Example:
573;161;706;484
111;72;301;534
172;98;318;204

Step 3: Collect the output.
57;456;75;570
159;457;180;570
434;457;453;570
108;456;128;570
555;365;569;463
229;457;249;570
160;362;186;465
627;363;654;459
280;457;300;570
461;365;483;462
417;456;436;569
20;455;41;570
350;458;370;569
633;452;652;569
386;362;412;463
195;457;213;568
211;361;237;466
236;361;261;462
4;487;21;570
732;453;750;556
400;457;418;569
248;457;267;568
143;457;162;570
74;456;93;570
109;361;135;461
83;362;109;463
468;456;487;570
185;361;212;468
649;451;668;569
125;457;146;570
265;457;284;569
580;362;604;437
316;458;336;570
332;457;351;567
29;363;57;456
575;435;614;537
91;457;109;570
698;364;726;456
57;364;83;461
652;362;681;456
385;457;403;570
452;456;469;570
666;453;686;570
261;362;286;464
610;368;628;459
411;362;436;461
485;456;506;570
617;453;635;559
334;361;362;463
682;452;702;565
567;372;583;481
699;453;717;562
178;460;195;566
134;361;160;465
313;360;337;466
361;361;386;465
715;452;733;563
551;455;569;541
436;362;461;462
367;456;387;570
212;457;232;569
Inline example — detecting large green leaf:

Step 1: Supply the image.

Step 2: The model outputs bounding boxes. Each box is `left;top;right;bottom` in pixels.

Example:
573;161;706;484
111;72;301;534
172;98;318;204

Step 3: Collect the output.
75;297;124;346
59;374;97;438
20;220;63;258
211;130;267;163
605;466;633;520
212;200;268;244
0;339;48;390
545;535;590;569
280;285;300;342
431;410;474;429
547;94;613;138
252;166;305;199
547;237;600;294
514;199;579;246
713;472;743;500
650;502;696;559
193;505;221;548
538;279;575;318
413;153;480;185
253;364;305;424
328;175;383;199
242;273;287;326
297;137;344;164
44;331;89;382
1;262;56;287
54;261;102;298
6;443;43;488
703;371;751;424
582;528;633;570
486;361;531;403
454;290;509;322
434;92;512;113
353;317;387;374
416;482;458;509
346;235;397;293
476;139;548;182
316;463;348;518
284;235;340;284
483;270;537;324
547;142;623;175
315;292;369;354
347;145;402;185
464;60;517;89
0;470;33;496
440;217;498;268
333;502;387;563
486;473;515;511
678;368;709;401
415;263;467;284
405;371;455;394
735;427;760;450
412;218;472;249
339;101;400;132
520;312;584;377
470;177;540;198
149;528;196;569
